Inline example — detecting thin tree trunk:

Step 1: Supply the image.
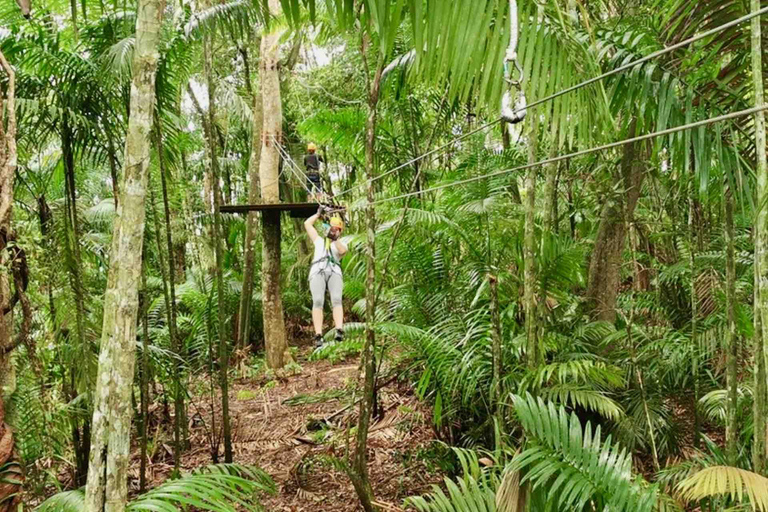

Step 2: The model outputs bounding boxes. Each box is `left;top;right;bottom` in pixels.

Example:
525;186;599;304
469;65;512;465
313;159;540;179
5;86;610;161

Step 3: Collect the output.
201;8;233;464
83;0;164;508
237;59;263;351
524;115;539;367
725;181;738;466
149;179;181;471
627;223;660;472
567;161;577;241
62;121;88;371
752;0;768;475
259;0;291;369
154;117;184;468
139;264;150;492
489;273;502;424
62;119;93;488
69;0;79;39
586;119;643;323
187;86;215;275
543;129;559;233
349;36;383;512
0;48;21;512
688;173;700;449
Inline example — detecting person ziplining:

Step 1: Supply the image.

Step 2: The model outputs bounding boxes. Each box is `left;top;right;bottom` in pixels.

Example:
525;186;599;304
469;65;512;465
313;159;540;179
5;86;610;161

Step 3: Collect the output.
303;142;325;202
304;206;348;348
219;2;768;356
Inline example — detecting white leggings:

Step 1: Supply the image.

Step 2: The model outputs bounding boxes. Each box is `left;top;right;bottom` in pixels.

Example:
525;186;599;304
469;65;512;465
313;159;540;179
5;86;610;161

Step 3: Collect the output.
310;270;343;309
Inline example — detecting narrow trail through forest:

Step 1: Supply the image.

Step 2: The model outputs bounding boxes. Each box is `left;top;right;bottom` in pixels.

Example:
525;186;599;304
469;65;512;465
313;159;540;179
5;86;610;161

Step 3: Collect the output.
130;340;443;511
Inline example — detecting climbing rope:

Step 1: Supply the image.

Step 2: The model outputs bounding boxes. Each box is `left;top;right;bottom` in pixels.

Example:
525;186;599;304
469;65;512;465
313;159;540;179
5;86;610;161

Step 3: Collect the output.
345;105;768;210
271;136;347;210
270;136;316;196
500;0;526;125
333;5;768;201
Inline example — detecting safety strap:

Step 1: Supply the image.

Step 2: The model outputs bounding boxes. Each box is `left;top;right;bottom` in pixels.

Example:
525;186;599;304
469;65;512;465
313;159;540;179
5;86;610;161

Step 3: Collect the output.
311;238;342;272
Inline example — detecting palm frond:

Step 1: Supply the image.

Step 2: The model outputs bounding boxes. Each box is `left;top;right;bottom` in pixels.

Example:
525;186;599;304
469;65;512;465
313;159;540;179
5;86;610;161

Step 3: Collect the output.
510;393;660;511
35;464;276;512
678;466;768;512
404;448;498;512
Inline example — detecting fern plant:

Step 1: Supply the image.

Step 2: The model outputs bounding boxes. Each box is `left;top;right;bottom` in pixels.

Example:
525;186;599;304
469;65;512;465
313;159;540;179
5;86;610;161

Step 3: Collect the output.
35;464;276;512
405;448;500;512
509;393;665;512
678;466;768;511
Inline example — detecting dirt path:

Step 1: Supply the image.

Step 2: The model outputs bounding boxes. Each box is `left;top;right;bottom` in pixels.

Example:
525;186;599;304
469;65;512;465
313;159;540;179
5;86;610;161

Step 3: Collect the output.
140;342;443;511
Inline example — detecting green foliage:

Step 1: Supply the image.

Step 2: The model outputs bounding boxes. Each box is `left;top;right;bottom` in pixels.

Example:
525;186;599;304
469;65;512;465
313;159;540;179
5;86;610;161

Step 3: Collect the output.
236;389;257;400
678;466;768;511
310;338;364;363
405;448;499;512
510;394;662;512
35;464;276;512
4;0;767;509
282;387;351;406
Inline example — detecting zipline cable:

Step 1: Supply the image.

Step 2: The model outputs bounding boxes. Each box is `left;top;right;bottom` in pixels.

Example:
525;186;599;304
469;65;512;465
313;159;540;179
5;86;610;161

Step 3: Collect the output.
346;104;767;210
273;137;311;183
334;6;768;199
271;136;315;195
334;118;501;199
272;135;345;207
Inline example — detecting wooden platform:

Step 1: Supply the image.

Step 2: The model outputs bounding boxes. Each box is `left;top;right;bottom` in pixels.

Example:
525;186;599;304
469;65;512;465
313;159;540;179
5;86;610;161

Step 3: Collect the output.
220;202;320;218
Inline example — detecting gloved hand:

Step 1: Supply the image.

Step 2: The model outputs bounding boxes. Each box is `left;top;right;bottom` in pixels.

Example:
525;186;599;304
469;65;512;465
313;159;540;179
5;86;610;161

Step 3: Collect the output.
316;205;325;217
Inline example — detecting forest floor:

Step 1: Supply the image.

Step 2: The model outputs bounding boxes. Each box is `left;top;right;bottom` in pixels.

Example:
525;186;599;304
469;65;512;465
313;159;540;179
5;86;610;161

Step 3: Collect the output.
130;337;445;511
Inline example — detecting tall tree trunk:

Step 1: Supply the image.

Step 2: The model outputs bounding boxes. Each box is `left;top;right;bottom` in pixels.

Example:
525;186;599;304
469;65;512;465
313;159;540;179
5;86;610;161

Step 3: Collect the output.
542;130;559;233
154;118;184;468
725;181;738;466
62;117;93;487
349;37;383;512
567;164;576;239
688;170;700;449
83;0;164;508
753;0;768;475
489;273;502;424
201;7;233;463
0;48;21;512
148;180;181;471
139;263;150;492
187;86;215;274
237;62;263;351
259;0;290;369
524;115;539;367
62;120;87;371
586;119;643;323
69;0;79;40
628;223;661;472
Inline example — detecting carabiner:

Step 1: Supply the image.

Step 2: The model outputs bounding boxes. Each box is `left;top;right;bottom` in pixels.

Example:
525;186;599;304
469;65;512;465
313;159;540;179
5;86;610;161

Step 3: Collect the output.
504;58;525;88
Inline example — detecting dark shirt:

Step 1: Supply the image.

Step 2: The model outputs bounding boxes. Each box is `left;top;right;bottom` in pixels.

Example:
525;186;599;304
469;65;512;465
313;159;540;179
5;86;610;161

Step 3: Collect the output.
304;153;324;172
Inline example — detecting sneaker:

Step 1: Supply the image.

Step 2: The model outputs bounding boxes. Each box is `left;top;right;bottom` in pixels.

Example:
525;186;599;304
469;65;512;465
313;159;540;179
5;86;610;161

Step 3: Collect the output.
314;334;324;349
334;329;344;343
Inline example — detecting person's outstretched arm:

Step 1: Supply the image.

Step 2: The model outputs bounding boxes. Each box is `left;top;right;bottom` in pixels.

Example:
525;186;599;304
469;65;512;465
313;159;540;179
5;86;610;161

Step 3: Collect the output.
304;210;320;242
